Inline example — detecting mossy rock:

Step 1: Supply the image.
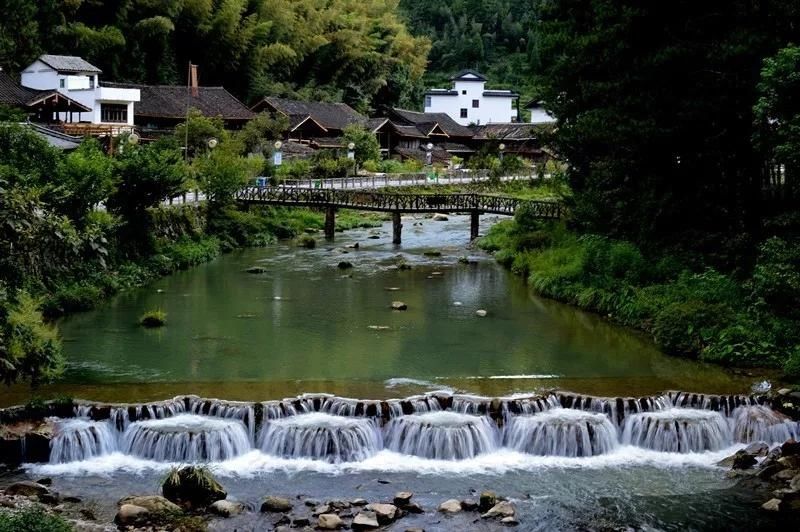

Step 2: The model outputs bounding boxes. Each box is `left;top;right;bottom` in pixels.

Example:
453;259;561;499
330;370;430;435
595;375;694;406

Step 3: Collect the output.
162;466;226;509
338;261;354;269
297;235;317;249
139;310;166;328
245;266;267;274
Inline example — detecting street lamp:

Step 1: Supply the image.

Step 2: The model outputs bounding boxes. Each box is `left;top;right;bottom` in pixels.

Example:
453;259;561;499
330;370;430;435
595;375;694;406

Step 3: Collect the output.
128;133;140;145
207;137;218;150
425;142;433;166
273;140;283;167
498;143;506;161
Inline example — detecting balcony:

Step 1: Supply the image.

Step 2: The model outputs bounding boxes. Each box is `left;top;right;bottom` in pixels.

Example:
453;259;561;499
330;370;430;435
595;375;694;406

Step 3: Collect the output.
95;86;140;103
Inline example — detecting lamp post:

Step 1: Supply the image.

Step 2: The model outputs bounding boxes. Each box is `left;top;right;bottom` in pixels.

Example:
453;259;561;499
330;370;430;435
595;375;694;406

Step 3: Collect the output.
425;142;433;166
207;137;218;150
347;142;356;179
498;143;506;162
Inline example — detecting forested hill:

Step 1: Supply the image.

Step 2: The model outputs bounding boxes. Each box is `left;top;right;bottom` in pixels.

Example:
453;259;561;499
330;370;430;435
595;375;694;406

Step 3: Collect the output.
398;0;540;106
0;0;429;114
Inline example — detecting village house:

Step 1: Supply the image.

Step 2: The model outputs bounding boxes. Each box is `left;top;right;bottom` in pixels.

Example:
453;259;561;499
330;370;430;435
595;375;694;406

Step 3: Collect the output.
103;83;254;136
370;109;475;164
424;70;518;126
251;97;366;147
525;99;556;125
470;122;552;163
20;55;140;134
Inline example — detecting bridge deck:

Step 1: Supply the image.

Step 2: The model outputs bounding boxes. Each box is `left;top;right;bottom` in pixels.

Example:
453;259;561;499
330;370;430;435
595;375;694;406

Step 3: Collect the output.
235;187;562;218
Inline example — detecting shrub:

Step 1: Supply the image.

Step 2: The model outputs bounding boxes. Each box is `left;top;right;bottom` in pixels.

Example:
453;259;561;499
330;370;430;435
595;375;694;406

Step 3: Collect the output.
2;291;64;386
527;241;586;297
161;237;220;270
652;300;732;357
701;322;781;367
44;283;104;316
749;237;800;319
783;346;800;379
140;309;167;328
0;507;72;532
296;234;317;249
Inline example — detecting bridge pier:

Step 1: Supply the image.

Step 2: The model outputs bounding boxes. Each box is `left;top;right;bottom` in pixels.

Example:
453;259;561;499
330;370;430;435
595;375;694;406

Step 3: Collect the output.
324;206;336;240
470;211;480;240
392;212;402;245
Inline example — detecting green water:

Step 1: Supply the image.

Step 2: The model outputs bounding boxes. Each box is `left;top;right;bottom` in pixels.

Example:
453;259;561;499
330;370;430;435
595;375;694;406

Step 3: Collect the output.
3;215;761;406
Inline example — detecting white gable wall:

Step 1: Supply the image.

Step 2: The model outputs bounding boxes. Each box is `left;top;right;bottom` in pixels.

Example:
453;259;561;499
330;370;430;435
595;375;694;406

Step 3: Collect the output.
424;74;517;125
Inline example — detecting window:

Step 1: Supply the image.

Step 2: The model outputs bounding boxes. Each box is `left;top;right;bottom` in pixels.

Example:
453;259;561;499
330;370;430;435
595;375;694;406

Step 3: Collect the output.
101;103;128;123
460;108;468;119
59;79;65;88
472;99;480;108
461;90;467;95
425;96;431;107
89;77;95;90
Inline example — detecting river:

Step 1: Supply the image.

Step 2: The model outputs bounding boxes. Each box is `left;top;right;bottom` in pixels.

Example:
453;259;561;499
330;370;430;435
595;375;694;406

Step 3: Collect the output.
2;215;793;530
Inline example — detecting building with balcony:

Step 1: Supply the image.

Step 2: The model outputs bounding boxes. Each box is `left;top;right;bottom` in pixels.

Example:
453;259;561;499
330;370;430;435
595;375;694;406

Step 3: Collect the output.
423;70;518;126
20;55;140;130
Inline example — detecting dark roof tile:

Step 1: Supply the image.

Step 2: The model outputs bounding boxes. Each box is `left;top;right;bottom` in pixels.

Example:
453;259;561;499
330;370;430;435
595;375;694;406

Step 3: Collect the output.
104;83;254;120
255;97;365;131
38;55;102;73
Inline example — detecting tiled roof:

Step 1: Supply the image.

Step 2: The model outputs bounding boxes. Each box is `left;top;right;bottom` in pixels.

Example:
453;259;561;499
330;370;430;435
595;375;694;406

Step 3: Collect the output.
0;71;90;112
366;118;389;132
390;109;474;138
104;83;254;120
483;90;519;98
26;123;82;150
470;123;542;141
254;97;366;131
38;55;102;73
450;69;487;82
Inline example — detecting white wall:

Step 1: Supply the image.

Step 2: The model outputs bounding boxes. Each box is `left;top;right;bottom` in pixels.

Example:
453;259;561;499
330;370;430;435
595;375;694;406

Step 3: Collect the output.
529;107;556;124
21;60;138;125
424;78;517;125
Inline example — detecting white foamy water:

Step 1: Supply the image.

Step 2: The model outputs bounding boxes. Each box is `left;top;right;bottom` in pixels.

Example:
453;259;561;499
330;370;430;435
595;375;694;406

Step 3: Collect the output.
258;413;381;463
503;408;618;457
50;419;117;464
121;415;251;462
621;409;732;453
730;405;800;443
383;412;499;460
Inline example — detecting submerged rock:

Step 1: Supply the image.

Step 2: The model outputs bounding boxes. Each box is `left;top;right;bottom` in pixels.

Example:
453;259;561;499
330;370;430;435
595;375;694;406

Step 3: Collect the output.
479;491;497;512
476;309;488;317
261;496;293;513
245;266;267;274
460;498;478;511
391;301;408;311
337;261;354;270
432;213;449;221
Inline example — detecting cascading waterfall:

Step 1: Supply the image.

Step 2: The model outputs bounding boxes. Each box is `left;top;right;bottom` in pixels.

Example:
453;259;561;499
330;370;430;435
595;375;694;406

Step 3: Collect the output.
109;398;187;432
50;419;117;464
189;399;256;443
730;405;800;444
383;412;498;460
503;408;618;457
621;409;731;453
121;415;251;462
258;413;381;463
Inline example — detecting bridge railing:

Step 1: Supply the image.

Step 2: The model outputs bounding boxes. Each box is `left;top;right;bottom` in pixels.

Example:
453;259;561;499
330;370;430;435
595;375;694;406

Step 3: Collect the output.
235;187;562;218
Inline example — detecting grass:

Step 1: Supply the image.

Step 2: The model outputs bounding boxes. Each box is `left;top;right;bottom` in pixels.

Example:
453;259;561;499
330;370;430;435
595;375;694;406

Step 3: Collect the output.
0;507;72;532
139;309;167;328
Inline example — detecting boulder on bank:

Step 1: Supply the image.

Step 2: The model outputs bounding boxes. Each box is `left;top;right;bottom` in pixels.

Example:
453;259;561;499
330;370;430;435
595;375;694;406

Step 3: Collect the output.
438;499;462;513
5;481;50;498
318;513;344;529
393;491;413;507
261;496;293;513
365;503;398;524
115;504;150;526
479;491;497;512
482;501;516;519
118;495;181;515
352;510;380;529
162;466;226;508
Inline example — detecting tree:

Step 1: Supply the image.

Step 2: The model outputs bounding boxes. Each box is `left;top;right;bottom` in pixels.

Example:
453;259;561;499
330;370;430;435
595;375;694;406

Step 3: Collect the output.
174;109;229;159
55;139;117;222
235;112;289;155
533;0;800;254
343;125;380;165
754;44;800;200
196;146;262;206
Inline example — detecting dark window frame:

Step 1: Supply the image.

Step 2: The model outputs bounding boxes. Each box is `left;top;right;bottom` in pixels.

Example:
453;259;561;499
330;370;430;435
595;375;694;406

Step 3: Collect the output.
101;103;128;123
460;108;468;119
472;99;480;108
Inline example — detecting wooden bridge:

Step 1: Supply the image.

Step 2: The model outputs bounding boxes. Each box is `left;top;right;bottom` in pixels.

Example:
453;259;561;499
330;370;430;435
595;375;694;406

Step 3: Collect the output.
235;186;562;243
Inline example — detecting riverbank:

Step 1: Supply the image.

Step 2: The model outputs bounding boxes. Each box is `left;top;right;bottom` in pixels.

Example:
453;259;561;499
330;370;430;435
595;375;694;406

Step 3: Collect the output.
478;217;800;381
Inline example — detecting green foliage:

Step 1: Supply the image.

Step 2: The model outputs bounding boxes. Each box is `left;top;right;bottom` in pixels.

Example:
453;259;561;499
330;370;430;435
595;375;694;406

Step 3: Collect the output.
175;109;229;159
343;125;381;165
749;237;800;319
1;290;64;386
652;301;730;358
310;153;352;180
274;159;312;181
0;104;27;122
140;308;167;328
236;113;289;155
42;283;104;317
784;346;800;379
0;507;72;532
159;237;221;270
296;234;317;249
0;123;60;186
196;147;262;206
56;139;116;222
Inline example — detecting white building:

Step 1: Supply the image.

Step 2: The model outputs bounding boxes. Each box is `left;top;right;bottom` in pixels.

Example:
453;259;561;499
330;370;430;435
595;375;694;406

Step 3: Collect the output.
21;55;140;127
423;70;518;126
525;100;556;125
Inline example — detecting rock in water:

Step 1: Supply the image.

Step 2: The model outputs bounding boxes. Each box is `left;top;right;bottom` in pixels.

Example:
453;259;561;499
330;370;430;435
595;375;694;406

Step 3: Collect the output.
245;266;267;274
394;492;413;506
118;495;181;515
115;504;150;526
438;499;462;513
482;501;516;519
761;498;782;512
162;465;226;508
476;309;488;317
479;491;497;512
318;513;344;529
501;516;520;526
391;301;408;311
261;496;293;513
209;500;244;517
352;511;380;529
365;503;398;524
432;213;449;221
337;261;354;270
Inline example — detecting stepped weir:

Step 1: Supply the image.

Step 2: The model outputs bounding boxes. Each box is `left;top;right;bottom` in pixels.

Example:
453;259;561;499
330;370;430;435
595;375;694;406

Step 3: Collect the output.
3;390;797;465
